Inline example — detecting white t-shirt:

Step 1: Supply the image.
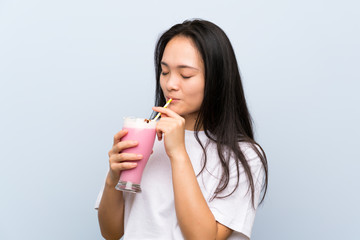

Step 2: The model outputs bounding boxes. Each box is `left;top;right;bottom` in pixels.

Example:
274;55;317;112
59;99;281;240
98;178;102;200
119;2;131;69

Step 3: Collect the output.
95;130;264;240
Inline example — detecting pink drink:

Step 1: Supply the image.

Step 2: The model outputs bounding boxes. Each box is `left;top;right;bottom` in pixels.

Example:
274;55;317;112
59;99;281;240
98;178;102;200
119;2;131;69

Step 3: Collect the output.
115;117;156;193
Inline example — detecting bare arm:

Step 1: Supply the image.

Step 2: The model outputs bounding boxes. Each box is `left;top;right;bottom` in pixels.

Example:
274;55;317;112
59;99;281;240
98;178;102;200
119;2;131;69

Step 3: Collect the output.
170;152;217;239
98;174;125;240
171;152;234;240
154;107;234;240
97;130;142;239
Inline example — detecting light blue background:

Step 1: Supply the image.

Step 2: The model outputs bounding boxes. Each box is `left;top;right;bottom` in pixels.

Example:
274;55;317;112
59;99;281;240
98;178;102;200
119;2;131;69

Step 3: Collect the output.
1;0;359;239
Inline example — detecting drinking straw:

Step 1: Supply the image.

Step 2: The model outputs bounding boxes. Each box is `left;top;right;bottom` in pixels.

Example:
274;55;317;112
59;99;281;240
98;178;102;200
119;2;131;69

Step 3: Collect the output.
152;98;173;121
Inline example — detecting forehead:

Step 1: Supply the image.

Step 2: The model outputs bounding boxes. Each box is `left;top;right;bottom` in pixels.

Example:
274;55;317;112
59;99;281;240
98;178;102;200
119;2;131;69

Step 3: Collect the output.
162;36;203;69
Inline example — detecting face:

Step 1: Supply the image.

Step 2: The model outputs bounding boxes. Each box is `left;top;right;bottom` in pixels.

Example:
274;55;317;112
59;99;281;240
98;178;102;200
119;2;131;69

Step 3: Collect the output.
160;36;205;125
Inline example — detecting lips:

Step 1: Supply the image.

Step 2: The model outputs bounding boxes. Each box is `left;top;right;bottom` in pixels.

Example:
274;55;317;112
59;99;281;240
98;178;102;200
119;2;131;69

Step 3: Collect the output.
167;96;179;101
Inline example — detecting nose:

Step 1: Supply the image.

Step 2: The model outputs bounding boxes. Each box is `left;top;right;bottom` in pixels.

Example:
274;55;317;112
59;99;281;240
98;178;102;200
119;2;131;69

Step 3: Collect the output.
165;73;180;91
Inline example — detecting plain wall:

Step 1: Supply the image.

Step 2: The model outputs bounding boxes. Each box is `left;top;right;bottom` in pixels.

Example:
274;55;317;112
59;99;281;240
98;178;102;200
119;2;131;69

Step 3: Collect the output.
0;0;359;239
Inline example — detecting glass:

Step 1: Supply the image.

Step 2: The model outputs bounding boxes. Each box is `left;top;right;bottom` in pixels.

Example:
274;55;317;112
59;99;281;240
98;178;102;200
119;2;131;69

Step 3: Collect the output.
115;117;156;193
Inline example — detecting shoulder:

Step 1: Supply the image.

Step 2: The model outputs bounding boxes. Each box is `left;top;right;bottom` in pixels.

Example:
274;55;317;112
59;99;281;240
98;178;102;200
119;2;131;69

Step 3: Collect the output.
228;141;267;186
238;142;265;165
239;142;266;161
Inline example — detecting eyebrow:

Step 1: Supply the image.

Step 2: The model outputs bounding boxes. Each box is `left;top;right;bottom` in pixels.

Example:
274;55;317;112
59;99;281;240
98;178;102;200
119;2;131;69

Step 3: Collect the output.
161;61;199;71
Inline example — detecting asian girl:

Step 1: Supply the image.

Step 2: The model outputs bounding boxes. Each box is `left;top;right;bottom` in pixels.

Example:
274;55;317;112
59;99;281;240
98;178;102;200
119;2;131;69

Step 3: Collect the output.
97;19;268;240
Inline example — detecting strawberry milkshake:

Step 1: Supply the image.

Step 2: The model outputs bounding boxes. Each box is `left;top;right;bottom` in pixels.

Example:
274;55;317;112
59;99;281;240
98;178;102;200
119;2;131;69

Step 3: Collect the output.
115;117;157;193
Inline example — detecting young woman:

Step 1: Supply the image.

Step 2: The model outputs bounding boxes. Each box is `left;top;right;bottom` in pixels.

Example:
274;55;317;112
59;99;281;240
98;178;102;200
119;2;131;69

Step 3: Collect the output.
96;19;268;240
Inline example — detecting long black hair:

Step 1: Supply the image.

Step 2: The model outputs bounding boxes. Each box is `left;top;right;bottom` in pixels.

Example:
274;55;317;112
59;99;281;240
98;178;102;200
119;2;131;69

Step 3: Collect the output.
153;19;268;207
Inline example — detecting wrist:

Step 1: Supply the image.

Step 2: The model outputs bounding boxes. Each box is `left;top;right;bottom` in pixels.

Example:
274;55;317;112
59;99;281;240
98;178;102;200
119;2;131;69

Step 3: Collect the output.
105;172;119;188
168;149;189;163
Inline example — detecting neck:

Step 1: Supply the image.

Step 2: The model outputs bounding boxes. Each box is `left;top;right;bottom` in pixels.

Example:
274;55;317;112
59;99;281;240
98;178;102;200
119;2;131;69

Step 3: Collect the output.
183;112;202;131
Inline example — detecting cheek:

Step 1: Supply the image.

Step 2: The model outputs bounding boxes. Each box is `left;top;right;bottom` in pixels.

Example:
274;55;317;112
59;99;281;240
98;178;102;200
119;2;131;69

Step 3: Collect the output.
187;82;204;105
159;79;166;93
194;91;204;107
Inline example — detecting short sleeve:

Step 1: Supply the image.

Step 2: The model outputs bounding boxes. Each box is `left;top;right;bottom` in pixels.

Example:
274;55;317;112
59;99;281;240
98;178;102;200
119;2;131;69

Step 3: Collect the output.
208;144;265;238
94;185;104;210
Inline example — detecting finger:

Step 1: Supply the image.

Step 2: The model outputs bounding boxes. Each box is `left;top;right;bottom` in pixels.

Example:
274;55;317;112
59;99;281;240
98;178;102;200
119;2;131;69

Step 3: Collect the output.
110;140;138;155
113;129;128;145
156;117;184;133
110;161;138;172
120;162;138;170
152;107;181;119
110;153;143;163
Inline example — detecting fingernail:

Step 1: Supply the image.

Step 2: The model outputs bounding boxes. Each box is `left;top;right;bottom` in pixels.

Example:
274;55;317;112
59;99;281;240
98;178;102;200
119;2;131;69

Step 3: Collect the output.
137;154;143;158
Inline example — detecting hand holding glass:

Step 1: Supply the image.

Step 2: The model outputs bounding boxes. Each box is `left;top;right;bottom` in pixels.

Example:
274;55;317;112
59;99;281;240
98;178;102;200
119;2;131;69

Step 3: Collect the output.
115;99;172;193
115;117;156;193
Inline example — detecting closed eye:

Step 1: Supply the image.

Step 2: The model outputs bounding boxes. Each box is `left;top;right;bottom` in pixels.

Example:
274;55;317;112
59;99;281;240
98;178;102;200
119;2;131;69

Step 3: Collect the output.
181;75;192;79
161;72;169;76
